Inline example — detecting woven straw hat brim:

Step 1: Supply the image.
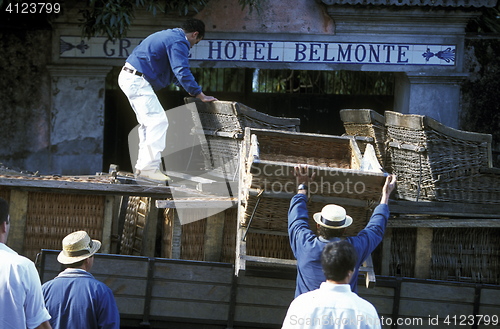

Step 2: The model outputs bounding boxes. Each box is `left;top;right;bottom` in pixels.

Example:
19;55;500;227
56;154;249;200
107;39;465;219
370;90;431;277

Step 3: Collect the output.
57;239;101;265
313;212;353;229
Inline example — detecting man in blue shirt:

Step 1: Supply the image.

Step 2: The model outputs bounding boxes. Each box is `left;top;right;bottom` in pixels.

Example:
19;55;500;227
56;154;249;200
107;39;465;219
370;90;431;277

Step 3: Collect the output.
42;231;120;329
289;165;396;297
118;18;217;183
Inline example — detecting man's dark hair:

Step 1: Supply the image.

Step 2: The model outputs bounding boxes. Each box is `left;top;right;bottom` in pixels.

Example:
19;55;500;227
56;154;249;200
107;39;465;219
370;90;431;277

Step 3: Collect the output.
317;226;345;240
182;18;205;39
0;197;9;224
321;240;358;282
65;259;86;269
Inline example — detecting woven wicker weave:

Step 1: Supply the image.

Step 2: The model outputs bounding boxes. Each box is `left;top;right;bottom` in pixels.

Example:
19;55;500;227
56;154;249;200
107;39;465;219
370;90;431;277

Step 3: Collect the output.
385;111;498;203
181;215;206;261
24;192;105;261
120;196;149;255
431;228;500;284
389;228;416;277
185;98;300;179
239;127;386;258
243;195;373;236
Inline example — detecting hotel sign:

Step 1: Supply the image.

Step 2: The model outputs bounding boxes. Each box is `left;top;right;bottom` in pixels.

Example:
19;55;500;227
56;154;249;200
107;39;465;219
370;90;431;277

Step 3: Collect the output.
60;36;456;66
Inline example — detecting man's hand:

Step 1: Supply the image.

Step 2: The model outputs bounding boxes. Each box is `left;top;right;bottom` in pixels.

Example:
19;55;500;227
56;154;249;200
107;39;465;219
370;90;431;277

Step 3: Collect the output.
294;164;316;186
380;174;397;205
196;92;218;102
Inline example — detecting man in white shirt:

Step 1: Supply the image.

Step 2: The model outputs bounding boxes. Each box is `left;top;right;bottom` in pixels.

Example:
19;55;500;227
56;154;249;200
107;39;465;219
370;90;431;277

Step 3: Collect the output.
0;197;52;329
282;240;381;329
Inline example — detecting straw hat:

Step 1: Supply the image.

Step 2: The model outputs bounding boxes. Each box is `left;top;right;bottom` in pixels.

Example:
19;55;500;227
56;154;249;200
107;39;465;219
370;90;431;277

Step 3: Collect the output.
313;204;353;229
57;231;101;265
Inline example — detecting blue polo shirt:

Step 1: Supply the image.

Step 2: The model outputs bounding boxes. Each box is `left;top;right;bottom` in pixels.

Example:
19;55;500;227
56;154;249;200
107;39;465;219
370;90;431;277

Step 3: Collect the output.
42;268;120;329
126;28;202;95
288;193;389;297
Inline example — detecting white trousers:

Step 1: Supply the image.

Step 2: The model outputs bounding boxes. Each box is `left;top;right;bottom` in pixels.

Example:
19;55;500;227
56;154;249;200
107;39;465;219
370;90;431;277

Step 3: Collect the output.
118;67;169;171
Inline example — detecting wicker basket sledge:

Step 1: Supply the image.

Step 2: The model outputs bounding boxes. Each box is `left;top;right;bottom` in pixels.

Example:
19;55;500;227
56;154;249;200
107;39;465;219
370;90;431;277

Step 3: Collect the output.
239;128;387;240
340;109;388;168
385;111;500;203
184;98;300;180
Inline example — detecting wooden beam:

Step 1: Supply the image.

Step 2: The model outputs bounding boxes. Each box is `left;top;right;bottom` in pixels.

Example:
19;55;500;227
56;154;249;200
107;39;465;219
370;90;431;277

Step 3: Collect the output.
388;218;500;228
101;195;115;253
203;211;225;262
248;188;371;208
171;209;182;259
390;200;500;218
0;176;174;197
156;198;237;209
142;198;159;257
361;255;376;289
381;228;392;276
414;227;433;279
8;190;28;254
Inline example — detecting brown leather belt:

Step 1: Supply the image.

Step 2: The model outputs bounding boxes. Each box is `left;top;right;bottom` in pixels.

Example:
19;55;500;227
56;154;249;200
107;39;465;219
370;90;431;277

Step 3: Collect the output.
122;66;143;77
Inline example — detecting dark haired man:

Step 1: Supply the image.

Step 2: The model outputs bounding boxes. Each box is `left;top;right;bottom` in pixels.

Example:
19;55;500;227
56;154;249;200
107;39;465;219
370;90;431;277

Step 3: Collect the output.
282;240;381;329
119;18;217;183
289;165;396;297
0;197;52;329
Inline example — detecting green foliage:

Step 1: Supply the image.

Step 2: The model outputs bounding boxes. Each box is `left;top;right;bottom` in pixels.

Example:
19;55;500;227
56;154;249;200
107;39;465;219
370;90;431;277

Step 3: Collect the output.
77;0;260;40
467;3;500;33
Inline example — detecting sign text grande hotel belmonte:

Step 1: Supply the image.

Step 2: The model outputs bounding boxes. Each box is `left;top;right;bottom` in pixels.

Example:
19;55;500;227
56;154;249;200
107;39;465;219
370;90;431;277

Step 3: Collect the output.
60;37;456;66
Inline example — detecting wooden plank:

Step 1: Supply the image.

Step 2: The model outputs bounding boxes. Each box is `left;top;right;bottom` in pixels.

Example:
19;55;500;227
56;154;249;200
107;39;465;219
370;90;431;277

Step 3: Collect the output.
340;109;385;125
244;255;297;267
381;228;392;276
149;299;229;322
235;284;293;308
156;198;237;209
401;282;475;303
153;260;233;283
414;227;433;279
204;211;225;262
169;209;182;259
248;188;370;207
390;200;500;217
480;288;500;305
8;189;28;253
141;198;158;257
388;218;500;228
234;304;288;325
399;299;474;319
0;176;174;197
101;195;114;253
358;285;394;315
151;280;231;302
362;255;376;288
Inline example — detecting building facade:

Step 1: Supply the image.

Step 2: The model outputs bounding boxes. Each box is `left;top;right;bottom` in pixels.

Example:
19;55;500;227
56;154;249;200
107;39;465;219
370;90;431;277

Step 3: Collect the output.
0;0;497;175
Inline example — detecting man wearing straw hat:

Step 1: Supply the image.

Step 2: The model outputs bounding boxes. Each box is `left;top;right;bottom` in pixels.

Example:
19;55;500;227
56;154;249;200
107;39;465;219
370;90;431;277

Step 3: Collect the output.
0;197;52;329
289;165;396;297
42;231;120;329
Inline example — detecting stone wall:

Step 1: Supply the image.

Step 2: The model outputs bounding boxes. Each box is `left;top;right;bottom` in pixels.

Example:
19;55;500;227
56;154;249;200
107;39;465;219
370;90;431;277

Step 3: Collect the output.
0;29;52;174
0;28;108;175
